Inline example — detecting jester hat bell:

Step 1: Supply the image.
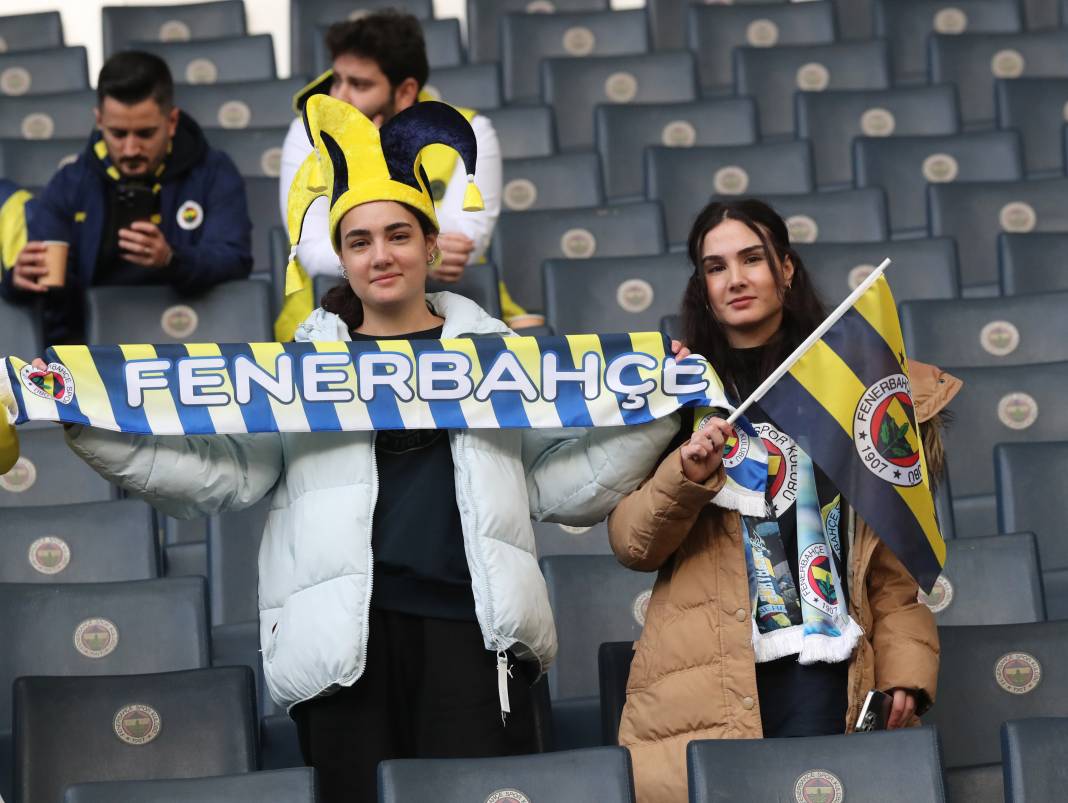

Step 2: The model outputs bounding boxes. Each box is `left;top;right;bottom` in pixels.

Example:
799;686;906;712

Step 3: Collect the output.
284;94;484;295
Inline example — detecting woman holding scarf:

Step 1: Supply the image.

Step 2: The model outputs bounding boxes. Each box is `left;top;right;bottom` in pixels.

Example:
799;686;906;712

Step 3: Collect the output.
609;199;960;803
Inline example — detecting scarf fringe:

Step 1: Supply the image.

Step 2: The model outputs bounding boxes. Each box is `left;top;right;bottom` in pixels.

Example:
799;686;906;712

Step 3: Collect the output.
752;616;865;665
711;483;767;517
751;620;808;663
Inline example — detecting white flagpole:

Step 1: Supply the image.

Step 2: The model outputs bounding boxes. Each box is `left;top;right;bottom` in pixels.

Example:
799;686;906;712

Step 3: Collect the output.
725;258;891;425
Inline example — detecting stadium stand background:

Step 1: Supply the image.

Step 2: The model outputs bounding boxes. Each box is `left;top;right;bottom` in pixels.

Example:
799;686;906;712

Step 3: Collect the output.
2;0;1068;801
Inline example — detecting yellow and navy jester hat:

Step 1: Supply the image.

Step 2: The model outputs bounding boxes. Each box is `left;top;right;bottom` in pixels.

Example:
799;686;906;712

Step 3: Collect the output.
284;93;484;296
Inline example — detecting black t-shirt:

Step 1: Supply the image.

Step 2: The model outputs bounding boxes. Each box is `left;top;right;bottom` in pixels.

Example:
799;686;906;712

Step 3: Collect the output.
350;325;476;621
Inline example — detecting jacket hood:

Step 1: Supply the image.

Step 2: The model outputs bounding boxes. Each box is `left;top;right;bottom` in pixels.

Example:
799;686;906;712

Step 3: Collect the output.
907;359;961;424
86;110;208;184
294;291;512;343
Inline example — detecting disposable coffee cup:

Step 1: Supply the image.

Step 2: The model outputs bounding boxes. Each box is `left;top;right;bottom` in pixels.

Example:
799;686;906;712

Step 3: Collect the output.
507;314;547;330
40;241;69;288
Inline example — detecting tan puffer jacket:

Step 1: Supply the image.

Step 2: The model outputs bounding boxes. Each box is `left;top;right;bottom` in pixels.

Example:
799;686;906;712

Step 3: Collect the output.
608;361;961;803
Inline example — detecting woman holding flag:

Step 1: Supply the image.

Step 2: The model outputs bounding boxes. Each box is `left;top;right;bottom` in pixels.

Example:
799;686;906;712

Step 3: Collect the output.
609;199;960;803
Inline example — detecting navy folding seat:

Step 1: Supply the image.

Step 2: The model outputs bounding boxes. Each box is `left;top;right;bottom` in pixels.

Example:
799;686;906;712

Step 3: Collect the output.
734;40;891;139
834;0;877;39
940;360;1068;536
1001;718;1068;803
543;252;690;334
596;98;757;200
501;9;649;103
760;188;889;244
796;85;960;188
311;17;463;73
176;77;306;131
289;0;432;76
1;426;115;508
466;0;609;63
102;1;246;56
492;201;665;313
646;141;814;245
853;130;1023;235
996;77;1068;176
542;51;697;150
0;301;40;369
501;152;604;212
797;237;960;306
485;105;556;159
532;519;612;557
997;441;1068;619
1021;0;1065;28
243;176;283;276
873;0;1022;84
0;137;87;190
422;62;502;110
64;768;318;803
0;12;63;54
134;34;277;85
930;30;1068;128
0;45;89;96
998;232;1068;294
928;177;1068;293
688;0;836;94
204;127;288;178
0;89;95;140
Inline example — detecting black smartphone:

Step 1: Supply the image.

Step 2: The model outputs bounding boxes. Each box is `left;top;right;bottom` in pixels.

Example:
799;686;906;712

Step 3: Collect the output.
114;183;156;231
855;689;894;732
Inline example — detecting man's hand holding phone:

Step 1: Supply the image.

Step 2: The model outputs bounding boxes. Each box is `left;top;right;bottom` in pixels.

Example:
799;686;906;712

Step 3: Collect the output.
118;221;173;268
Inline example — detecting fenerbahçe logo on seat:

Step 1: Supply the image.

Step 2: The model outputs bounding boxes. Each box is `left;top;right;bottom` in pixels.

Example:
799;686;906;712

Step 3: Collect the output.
853;373;922;488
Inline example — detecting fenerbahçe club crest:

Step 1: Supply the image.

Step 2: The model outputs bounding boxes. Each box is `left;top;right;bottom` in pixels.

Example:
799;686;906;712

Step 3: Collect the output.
853;373;922;488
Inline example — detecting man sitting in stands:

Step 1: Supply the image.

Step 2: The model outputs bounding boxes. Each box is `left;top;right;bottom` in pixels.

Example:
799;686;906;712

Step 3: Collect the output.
278;10;534;335
2;51;252;346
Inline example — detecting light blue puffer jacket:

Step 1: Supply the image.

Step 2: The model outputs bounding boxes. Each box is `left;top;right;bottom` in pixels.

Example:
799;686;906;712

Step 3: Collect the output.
64;292;677;710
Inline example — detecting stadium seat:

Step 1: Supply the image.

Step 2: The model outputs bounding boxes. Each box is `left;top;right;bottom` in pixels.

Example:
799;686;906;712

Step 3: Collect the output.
760;187;890;244
996;77;1068;176
646;141;815;245
0;45;89;96
687;1;836;94
501;152;604;212
921;533;1045;625
177;77;306;131
0;89;96;140
853;130;1023;235
688;728;946;803
206;126;287;177
873;0;1023;84
928;177;1068;292
796;85;961;188
261;713;304;770
532;519;612;557
598;641;632;746
485;105;557;159
1001;717;1068;803
1023;0;1065;28
901;290;1068;368
595;98;758;200
734;40;892;139
467;0;609;63
244;176;283;275
0;499;158;583
0;300;40;363
0;137;84;190
422;62;502;110
14;666;256;803
930;30;1068;128
542;51;698;150
647;0;780;51
493;201;666;313
102;1;246;56
998;232;1068;294
934;469;958;540
797;237;960;305
940;360;1068;536
0;11;63;54
289;0;432;77
501;9;649;103
379;747;636;803
310;17;463;74
63;768;318;803
543;252;690;334
133;34;277;85
206;499;269;627
996;441;1068;619
835;0;877;39
86;280;272;344
929;620;1068;773
1;426;116;508
164;541;208;579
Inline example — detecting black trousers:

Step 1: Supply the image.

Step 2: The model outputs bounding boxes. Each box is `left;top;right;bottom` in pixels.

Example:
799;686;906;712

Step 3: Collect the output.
291;607;539;803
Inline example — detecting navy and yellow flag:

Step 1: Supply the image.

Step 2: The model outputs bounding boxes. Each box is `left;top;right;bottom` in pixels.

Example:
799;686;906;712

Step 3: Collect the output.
755;273;945;592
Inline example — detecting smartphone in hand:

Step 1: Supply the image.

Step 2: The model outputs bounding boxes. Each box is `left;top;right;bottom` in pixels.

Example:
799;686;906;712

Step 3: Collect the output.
855;690;894;732
115;183;156;231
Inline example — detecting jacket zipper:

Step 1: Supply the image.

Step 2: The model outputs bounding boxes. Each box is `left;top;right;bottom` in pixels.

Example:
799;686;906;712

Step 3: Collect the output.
358;433;379;684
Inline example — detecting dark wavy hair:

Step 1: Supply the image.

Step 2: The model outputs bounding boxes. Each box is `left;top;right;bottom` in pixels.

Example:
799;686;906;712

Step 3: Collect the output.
324;10;429;90
681;199;827;398
320;203;438;333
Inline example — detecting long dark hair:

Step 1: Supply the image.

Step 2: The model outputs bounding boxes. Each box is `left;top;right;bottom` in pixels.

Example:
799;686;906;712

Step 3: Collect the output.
681;199;826;398
320;203;438;332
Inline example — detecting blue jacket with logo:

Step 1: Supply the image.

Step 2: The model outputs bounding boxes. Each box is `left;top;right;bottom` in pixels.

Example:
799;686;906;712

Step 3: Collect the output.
1;112;252;344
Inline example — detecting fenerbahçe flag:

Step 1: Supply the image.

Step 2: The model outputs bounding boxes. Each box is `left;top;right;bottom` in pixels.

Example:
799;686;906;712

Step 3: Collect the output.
748;274;945;592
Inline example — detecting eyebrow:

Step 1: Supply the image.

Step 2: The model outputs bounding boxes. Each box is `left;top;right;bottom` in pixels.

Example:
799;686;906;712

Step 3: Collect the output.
343;221;413;239
701;243;765;264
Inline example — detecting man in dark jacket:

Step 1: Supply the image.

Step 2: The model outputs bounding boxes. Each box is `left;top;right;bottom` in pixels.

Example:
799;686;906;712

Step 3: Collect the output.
1;51;252;345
